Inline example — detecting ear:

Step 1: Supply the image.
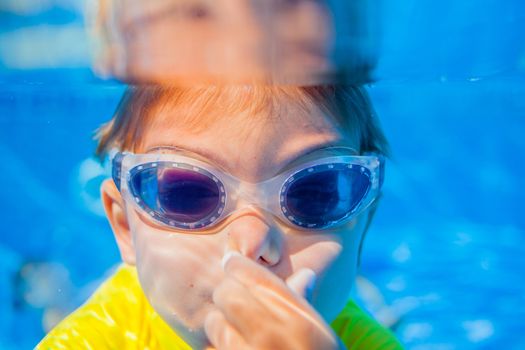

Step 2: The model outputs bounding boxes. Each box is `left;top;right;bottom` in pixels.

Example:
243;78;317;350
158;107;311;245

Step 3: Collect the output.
356;194;382;268
101;179;136;265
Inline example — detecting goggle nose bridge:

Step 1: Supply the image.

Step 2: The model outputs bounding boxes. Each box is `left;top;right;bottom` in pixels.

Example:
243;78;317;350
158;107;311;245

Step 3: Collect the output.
229;181;273;209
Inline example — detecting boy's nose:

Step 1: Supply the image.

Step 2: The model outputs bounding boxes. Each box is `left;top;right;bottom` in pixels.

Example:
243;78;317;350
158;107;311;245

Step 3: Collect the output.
225;214;283;267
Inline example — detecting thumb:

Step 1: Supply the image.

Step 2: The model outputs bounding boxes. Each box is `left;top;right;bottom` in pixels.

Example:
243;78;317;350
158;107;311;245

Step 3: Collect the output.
285;268;317;302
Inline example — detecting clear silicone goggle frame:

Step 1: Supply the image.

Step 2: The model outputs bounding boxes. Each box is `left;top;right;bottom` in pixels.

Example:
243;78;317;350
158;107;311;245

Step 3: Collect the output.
112;148;385;232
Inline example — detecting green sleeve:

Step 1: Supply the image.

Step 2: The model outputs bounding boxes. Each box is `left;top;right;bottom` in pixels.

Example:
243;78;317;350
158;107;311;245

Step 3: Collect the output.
331;300;404;350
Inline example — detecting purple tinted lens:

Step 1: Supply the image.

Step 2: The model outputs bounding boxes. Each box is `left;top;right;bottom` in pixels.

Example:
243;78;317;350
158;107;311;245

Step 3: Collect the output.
130;165;220;223
284;167;371;227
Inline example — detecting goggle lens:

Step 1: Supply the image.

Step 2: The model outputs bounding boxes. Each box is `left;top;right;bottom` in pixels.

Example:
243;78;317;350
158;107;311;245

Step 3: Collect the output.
129;164;222;227
282;165;371;228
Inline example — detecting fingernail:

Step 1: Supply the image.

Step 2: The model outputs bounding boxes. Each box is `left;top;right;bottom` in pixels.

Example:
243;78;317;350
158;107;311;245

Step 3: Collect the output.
221;251;241;270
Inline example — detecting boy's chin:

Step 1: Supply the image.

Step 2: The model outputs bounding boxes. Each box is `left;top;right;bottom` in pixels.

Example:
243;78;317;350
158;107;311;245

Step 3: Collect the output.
155;306;211;350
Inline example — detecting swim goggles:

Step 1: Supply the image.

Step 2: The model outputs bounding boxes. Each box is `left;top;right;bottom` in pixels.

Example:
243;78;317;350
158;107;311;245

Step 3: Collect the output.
111;148;384;231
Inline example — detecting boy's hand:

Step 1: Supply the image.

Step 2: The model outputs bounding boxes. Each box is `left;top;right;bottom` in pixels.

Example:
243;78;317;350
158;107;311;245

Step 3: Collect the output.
204;252;345;350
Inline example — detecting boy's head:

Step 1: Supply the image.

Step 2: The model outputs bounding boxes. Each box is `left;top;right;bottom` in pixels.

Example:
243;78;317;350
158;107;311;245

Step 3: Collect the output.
99;85;388;348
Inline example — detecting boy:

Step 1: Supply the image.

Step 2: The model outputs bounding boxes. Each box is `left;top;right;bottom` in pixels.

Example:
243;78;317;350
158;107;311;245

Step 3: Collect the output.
37;85;402;349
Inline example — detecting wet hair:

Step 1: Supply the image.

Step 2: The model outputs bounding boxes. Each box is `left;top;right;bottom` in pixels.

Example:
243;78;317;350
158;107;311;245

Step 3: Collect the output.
95;85;389;158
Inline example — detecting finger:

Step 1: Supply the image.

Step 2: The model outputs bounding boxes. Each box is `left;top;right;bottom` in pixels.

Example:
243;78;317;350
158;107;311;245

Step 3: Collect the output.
285;268;317;302
222;251;315;313
221;251;290;295
213;276;273;336
204;309;248;350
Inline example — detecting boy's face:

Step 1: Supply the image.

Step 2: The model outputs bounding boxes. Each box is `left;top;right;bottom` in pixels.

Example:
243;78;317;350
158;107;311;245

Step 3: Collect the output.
103;93;372;348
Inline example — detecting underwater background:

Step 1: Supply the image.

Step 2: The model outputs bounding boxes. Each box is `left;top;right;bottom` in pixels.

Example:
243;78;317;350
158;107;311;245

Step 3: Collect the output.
1;0;524;349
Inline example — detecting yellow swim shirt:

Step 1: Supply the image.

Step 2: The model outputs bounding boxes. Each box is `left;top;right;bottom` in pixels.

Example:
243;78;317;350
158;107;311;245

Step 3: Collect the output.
36;264;403;350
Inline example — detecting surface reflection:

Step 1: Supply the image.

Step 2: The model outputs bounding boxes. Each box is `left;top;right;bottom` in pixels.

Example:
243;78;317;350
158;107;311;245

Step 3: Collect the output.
88;0;378;84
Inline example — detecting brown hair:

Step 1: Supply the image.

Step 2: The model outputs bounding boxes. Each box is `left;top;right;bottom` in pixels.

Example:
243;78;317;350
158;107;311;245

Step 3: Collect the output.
95;85;389;158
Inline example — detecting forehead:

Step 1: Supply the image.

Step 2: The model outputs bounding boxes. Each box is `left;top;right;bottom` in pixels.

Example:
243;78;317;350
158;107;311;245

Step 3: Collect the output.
137;87;359;179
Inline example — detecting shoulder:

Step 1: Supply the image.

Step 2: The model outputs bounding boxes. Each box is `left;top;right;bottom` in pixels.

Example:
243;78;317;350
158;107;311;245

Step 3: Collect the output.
36;264;196;350
35;264;151;349
331;300;404;350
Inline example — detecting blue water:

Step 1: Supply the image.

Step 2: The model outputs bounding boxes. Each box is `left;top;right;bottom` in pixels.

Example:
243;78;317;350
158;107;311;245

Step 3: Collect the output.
1;1;524;349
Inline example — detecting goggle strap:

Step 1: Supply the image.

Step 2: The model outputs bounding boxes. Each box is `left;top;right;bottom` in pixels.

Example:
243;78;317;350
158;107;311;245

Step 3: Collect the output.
112;152;124;192
362;152;386;189
379;155;386;189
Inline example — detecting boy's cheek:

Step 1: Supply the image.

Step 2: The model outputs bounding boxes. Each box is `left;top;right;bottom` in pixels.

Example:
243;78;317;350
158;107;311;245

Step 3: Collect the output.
283;235;343;278
131;219;225;285
319;231;364;320
128;211;224;289
281;218;362;277
131;222;226;332
312;249;358;321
